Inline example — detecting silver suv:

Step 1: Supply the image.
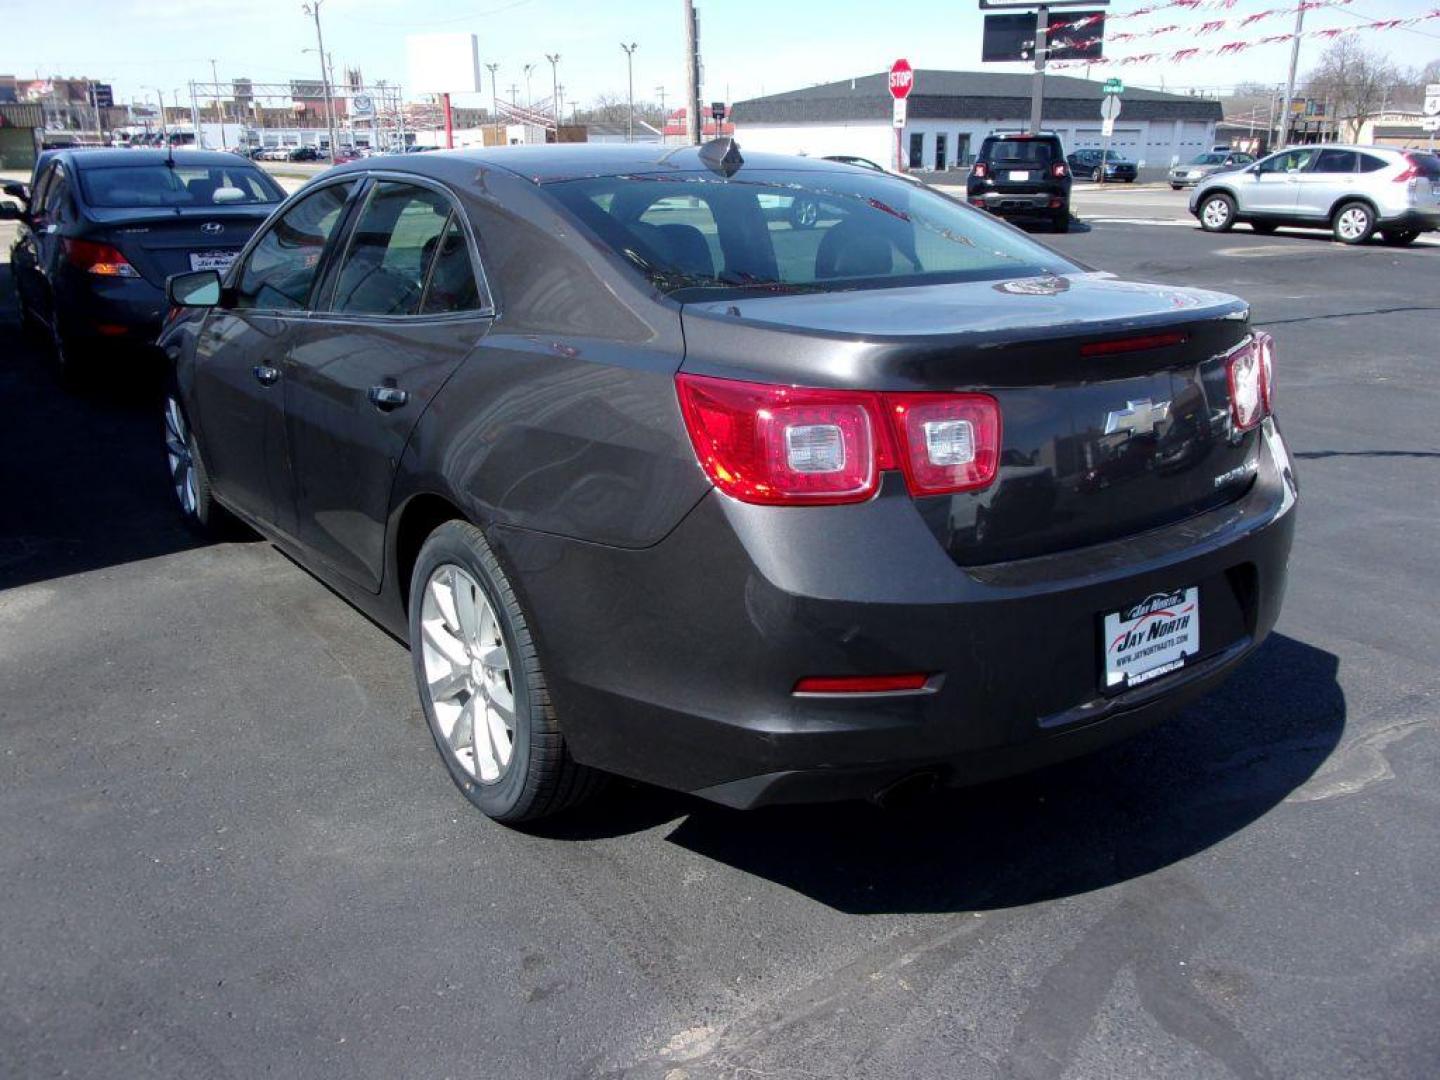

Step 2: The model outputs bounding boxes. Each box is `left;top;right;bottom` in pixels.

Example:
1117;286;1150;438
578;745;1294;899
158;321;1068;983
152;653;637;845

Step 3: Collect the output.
1190;145;1440;245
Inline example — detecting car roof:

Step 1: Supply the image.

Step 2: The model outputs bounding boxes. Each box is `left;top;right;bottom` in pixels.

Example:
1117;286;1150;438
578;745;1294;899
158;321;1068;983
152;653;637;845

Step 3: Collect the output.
328;142;866;185
59;148;259;170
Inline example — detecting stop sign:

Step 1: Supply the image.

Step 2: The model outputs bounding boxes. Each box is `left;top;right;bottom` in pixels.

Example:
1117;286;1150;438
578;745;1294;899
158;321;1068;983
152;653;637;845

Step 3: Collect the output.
889;59;914;100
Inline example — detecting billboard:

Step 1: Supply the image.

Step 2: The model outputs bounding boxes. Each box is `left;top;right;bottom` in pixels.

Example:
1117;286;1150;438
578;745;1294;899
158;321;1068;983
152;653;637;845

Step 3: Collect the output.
982;13;1105;63
405;33;482;95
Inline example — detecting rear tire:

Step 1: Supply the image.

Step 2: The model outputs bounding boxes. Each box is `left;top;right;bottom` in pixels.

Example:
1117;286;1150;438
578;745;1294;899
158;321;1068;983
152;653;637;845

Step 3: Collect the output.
409;520;603;824
1251;222;1278;235
1170;183;1184;190
1199;193;1236;232
1380;228;1419;247
1052;210;1071;233
1332;201;1375;245
164;391;234;537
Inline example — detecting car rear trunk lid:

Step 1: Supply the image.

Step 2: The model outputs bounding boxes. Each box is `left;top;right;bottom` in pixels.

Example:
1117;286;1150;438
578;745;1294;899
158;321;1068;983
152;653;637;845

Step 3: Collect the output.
86;205;274;287
679;272;1260;565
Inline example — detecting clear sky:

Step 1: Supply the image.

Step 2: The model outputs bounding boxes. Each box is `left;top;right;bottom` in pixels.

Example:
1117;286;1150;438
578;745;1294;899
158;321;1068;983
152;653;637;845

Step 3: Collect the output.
1;0;1435;112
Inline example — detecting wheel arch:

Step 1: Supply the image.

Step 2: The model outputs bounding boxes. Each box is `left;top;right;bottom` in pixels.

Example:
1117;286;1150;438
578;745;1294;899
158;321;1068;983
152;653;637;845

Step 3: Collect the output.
393;492;470;615
1328;194;1380;223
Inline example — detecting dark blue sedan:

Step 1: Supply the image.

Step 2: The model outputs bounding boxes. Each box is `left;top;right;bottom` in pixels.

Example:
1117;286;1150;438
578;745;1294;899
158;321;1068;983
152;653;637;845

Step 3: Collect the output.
2;148;284;383
1066;149;1139;183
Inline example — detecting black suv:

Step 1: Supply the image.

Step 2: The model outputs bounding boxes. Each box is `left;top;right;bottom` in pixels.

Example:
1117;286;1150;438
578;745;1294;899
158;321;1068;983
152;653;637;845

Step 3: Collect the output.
966;133;1072;232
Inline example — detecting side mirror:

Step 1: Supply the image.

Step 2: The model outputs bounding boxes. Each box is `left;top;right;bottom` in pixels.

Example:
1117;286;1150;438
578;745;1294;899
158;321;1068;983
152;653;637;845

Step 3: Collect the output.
167;269;223;308
0;202;23;222
2;181;27;203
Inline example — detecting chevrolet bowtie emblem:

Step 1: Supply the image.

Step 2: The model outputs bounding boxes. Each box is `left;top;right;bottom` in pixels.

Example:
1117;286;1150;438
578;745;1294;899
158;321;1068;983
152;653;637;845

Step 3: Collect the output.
1104;398;1171;436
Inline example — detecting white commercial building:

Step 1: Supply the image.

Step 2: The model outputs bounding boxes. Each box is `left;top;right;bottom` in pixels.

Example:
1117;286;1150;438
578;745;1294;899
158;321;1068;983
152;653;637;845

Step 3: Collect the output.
732;70;1222;174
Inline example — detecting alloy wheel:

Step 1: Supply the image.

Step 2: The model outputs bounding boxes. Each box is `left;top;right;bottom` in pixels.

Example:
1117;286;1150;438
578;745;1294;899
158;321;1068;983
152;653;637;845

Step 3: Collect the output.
1201;198;1232;230
1336;206;1370;242
419;564;515;784
164;396;199;518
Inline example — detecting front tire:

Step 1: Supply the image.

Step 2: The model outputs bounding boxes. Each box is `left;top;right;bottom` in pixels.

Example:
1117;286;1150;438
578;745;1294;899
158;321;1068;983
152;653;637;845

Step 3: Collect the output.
409;520;601;824
1333;201;1375;245
1170;183;1184;190
1199;193;1236;232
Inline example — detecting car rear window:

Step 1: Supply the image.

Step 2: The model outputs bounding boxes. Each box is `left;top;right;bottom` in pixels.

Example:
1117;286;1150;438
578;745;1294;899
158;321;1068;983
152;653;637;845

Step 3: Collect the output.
544;168;1079;299
982;138;1055;164
1407;153;1440;179
80;164;283;208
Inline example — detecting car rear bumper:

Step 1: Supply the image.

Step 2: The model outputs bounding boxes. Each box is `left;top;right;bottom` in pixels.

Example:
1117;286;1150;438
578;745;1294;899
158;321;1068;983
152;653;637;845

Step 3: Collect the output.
57;272;166;344
968;190;1066;217
492;419;1297;809
1380;207;1440;232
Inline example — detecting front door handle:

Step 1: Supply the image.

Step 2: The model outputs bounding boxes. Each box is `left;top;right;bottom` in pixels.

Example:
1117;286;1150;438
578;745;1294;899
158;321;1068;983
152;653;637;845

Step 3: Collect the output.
253;364;280;386
368;385;409;411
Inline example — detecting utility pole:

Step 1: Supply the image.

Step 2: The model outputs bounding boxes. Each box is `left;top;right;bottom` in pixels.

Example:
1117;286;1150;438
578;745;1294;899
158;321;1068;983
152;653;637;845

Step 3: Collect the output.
1277;5;1305;148
302;0;339;157
188;82;202;147
1030;5;1049;135
683;0;700;145
209;59;227;149
545;54;561;129
486;62;500;120
621;43;638;142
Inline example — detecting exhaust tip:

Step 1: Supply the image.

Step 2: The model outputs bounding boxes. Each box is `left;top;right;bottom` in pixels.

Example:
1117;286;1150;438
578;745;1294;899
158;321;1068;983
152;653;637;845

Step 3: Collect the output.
870;770;941;810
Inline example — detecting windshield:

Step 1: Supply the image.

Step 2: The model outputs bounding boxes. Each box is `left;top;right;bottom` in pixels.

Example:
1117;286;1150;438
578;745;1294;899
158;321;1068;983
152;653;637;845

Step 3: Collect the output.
1191;153;1227;165
80;164;284;208
545;168;1078;299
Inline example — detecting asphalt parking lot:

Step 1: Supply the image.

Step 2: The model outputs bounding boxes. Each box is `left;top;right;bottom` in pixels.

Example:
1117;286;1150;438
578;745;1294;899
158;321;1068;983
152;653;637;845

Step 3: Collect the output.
2;195;1438;1080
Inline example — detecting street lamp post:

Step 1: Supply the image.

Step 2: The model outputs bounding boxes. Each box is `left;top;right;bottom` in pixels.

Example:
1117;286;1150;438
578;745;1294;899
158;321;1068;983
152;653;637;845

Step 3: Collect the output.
302;0;339;157
485;62;500;121
545;54;560;130
209;59;226;149
523;63;536;111
621;43;638;143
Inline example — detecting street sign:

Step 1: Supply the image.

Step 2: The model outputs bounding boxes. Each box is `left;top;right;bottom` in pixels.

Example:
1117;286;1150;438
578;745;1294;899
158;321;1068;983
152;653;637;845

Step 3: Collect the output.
1100;94;1122;122
893;97;908;128
982;12;1107;62
1422;116;1440;133
1103;78;1124;95
1102;116;1115;137
1424;83;1440;116
889;59;914;100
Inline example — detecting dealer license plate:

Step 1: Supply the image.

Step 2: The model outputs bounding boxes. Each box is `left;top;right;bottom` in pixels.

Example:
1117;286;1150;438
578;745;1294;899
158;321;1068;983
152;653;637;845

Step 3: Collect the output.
1102;587;1199;690
1008;170;1031;181
189;250;237;272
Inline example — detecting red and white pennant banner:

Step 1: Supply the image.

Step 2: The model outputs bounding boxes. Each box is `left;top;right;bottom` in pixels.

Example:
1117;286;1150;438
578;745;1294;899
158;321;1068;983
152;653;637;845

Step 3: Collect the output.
1050;7;1440;67
1052;0;1356;50
1050;0;1243;34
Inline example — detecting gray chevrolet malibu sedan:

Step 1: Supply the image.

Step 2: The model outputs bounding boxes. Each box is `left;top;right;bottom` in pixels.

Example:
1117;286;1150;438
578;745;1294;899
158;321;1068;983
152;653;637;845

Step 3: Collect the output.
157;142;1296;824
1169;150;1255;189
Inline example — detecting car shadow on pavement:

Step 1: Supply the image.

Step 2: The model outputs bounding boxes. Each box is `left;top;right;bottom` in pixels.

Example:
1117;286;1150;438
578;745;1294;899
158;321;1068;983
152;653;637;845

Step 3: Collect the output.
555;633;1343;915
0;272;221;590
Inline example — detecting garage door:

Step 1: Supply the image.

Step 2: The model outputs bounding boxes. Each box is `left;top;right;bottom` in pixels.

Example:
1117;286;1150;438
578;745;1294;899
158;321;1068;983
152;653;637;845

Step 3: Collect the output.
0;127;36;172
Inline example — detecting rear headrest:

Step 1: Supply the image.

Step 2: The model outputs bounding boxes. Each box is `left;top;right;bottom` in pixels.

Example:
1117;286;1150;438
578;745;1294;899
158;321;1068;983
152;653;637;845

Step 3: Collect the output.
814;221;894;279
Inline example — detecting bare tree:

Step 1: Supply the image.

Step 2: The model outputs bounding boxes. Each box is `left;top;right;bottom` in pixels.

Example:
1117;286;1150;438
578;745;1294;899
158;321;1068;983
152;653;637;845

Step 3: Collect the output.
1304;39;1401;140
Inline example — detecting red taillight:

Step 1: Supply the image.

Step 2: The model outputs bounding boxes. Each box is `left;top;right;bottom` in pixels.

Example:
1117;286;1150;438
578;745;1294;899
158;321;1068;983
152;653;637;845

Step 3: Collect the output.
794;673;931;694
885;393;1001;496
1227;332;1275;431
1393;154;1421;183
674;375;893;505
972;161;989;179
1051;162;1067;178
674;374;1001;505
63;238;139;278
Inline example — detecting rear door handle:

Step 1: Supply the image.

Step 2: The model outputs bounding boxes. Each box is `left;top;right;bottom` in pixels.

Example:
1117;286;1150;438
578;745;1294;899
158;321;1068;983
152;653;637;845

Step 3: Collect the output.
253;364;280;386
368;385;409;411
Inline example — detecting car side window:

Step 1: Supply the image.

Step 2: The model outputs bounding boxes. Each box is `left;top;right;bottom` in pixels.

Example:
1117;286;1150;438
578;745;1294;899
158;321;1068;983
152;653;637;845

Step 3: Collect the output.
419;213;484;314
232;181;354;312
43;166;70;223
1357;154;1388;173
330;181;452;316
1312;149;1358;174
1259;150;1313;174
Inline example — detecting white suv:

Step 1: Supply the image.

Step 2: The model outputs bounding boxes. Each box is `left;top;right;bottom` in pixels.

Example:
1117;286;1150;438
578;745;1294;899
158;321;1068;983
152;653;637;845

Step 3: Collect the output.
1189;145;1440;245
